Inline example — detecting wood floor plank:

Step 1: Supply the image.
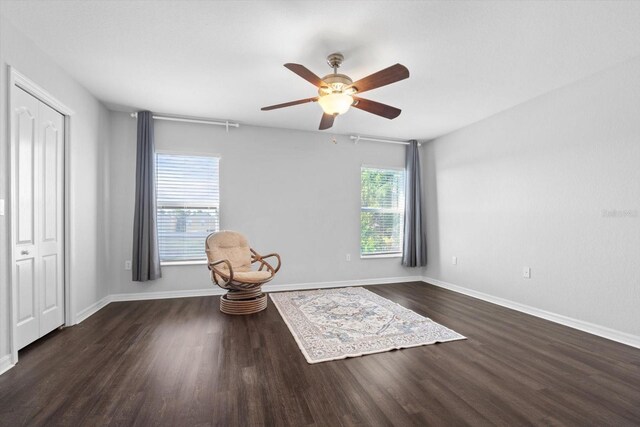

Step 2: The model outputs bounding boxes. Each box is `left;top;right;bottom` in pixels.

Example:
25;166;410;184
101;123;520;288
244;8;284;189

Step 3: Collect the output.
1;282;639;426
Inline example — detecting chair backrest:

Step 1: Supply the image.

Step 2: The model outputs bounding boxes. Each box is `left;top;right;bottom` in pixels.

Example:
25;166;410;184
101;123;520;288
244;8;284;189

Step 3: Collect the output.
206;231;251;272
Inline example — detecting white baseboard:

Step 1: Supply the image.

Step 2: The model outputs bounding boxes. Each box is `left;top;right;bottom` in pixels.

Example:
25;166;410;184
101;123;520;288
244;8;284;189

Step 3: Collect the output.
268;276;423;293
110;288;225;302
75;289;226;323
0;354;14;376
75;295;112;324
423;276;640;349
109;277;421;301
72;276;421;322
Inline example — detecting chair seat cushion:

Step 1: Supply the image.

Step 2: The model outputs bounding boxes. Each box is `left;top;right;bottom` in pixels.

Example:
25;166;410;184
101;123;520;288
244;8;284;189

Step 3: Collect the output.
229;270;273;283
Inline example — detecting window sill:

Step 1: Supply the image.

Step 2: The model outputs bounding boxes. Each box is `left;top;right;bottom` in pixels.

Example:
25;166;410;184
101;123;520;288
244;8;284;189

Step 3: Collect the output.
161;260;208;267
361;253;403;259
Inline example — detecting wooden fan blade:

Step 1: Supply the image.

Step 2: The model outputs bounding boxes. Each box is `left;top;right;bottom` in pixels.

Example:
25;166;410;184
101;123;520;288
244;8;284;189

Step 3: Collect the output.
352;97;401;119
261;97;318;111
349;64;409;94
284;63;326;87
319;113;335;130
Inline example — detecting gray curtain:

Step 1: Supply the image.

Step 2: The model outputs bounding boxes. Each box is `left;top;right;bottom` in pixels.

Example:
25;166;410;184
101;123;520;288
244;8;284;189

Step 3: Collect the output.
132;111;162;281
402;140;427;267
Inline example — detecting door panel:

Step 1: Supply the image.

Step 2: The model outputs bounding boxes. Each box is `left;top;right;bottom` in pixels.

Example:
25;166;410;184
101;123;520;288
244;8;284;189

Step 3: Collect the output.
43;124;58;242
16;259;36;324
15;96;37;245
42;254;58;311
16;259;38;349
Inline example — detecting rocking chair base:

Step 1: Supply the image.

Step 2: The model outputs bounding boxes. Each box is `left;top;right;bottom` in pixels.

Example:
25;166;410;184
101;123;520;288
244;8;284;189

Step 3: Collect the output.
220;288;267;315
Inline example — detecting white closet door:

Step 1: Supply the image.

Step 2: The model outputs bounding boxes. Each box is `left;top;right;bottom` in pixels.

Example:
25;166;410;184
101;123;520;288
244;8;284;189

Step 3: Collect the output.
12;86;65;350
13;88;40;349
37;101;64;337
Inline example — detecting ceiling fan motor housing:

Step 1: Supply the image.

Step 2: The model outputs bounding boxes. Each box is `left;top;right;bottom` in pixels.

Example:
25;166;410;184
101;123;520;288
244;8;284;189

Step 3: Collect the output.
319;74;356;95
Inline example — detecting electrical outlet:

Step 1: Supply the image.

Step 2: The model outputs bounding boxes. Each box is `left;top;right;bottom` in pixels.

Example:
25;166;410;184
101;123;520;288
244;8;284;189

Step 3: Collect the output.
125;260;132;271
523;267;531;279
346;254;351;262
452;256;457;265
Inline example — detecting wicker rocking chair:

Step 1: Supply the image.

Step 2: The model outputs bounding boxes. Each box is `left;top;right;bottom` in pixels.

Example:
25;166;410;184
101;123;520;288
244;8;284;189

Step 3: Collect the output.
205;231;281;314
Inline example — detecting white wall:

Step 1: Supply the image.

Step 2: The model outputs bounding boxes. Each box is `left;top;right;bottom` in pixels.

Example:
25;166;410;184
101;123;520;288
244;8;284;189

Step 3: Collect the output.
422;56;640;338
0;16;110;360
106;112;419;295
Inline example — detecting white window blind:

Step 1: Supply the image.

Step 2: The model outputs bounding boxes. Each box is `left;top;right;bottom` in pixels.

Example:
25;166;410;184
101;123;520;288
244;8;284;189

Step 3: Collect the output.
360;167;405;256
156;153;220;262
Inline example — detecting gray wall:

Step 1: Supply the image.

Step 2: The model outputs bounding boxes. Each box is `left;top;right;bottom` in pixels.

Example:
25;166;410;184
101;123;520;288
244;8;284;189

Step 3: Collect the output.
107;112;419;295
0;16;110;360
422;56;640;337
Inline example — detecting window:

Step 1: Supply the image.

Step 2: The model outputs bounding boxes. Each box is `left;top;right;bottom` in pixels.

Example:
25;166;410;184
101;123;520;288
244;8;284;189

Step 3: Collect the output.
360;167;405;257
156;153;220;263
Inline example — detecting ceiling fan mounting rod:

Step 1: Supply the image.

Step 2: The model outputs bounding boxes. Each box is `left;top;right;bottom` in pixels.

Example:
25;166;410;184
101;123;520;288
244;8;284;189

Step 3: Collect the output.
327;52;344;74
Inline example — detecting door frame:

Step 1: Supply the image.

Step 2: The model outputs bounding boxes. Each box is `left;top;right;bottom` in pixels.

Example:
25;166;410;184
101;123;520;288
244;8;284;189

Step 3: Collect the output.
7;66;74;364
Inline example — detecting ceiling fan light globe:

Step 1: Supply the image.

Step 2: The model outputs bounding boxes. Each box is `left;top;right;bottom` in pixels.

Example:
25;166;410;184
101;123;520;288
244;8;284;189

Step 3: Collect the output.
318;93;353;115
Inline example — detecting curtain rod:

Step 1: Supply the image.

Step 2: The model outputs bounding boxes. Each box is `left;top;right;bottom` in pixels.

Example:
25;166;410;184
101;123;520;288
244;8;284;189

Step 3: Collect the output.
130;112;240;132
349;135;420;146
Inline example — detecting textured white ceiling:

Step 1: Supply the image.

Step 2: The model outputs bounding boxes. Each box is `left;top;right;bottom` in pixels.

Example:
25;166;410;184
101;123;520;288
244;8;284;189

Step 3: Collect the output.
2;0;640;139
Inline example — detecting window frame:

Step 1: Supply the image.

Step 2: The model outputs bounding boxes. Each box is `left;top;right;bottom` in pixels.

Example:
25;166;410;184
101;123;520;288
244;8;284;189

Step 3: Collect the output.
359;164;406;259
155;150;222;266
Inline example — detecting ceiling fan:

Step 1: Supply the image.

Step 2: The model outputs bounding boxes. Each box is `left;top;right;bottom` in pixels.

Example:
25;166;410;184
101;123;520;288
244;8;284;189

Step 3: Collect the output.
261;53;409;130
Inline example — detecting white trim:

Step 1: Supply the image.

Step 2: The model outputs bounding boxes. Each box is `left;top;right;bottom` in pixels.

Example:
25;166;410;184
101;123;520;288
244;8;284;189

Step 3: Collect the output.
110;288;225;302
71;276;421;321
0;354;14;376
361;164;405;172
155;149;221;158
8;66;19;365
75;296;112;324
422;276;640;349
108;277;419;303
74;289;226;324
267;276;423;293
7;66;74;364
161;260;208;266
12;69;75;116
361;253;403;259
63;109;73;325
74;289;227;324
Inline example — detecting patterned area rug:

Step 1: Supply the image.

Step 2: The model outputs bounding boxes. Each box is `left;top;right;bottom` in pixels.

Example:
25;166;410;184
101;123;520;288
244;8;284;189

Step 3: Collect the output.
270;287;466;364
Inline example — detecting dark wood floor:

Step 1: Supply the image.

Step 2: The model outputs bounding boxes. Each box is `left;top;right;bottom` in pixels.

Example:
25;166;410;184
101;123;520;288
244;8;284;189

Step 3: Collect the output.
1;282;639;426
